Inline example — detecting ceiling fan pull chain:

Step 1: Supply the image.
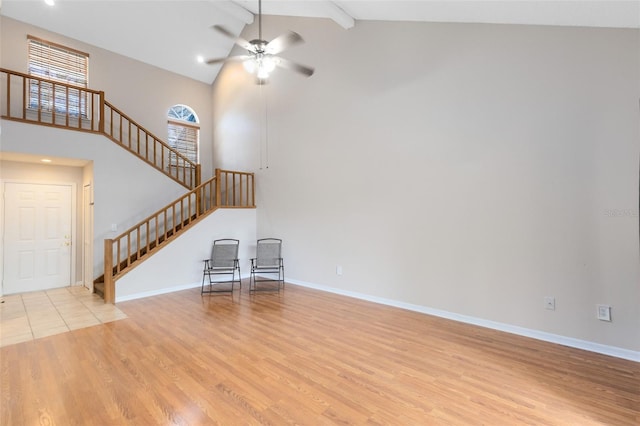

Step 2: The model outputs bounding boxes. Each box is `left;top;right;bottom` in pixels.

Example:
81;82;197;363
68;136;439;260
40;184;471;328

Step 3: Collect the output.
264;82;269;169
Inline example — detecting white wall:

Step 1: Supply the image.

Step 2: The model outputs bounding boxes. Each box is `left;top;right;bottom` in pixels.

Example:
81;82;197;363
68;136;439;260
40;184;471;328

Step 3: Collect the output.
1;16;216;179
1;120;186;277
212;17;640;354
116;208;256;301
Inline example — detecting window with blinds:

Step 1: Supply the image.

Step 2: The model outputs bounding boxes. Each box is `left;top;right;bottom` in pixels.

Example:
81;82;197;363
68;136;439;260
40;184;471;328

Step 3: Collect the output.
168;121;199;164
167;105;199;166
27;35;89;116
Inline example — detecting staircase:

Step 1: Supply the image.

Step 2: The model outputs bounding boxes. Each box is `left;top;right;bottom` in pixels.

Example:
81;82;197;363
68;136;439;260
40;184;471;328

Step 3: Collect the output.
0;68;255;303
92;209;196;298
1;68;200;190
99;168;254;303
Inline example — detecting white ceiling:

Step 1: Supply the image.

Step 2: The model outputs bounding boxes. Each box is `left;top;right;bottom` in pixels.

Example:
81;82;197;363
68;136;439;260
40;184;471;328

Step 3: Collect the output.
2;1;639;84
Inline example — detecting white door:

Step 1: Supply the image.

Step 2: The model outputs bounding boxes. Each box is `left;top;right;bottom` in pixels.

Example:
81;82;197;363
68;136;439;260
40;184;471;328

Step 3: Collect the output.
3;182;73;294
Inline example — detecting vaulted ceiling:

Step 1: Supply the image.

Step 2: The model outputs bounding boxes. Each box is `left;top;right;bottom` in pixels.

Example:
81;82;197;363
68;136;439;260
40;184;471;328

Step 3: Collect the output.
2;1;639;84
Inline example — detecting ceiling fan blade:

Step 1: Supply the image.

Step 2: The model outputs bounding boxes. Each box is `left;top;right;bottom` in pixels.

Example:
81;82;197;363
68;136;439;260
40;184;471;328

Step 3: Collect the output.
205;57;227;65
212;25;253;51
205;55;250;66
265;31;304;55
276;57;315;77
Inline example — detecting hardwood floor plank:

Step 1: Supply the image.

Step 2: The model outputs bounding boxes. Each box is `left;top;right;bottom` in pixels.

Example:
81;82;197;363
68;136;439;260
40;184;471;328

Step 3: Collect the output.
1;284;638;425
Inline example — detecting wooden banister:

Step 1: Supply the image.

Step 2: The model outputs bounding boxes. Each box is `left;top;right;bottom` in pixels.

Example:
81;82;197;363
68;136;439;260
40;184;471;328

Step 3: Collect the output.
103;100;199;189
0;68;255;304
0;67;102;132
0;68;200;189
101;170;255;303
216;168;256;208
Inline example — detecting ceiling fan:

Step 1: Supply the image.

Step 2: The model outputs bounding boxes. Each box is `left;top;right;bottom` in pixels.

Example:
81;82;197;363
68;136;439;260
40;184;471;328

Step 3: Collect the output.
205;0;315;83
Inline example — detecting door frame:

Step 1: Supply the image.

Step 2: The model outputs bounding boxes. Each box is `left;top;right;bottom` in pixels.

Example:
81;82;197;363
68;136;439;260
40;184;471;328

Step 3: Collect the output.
0;179;77;294
83;183;94;291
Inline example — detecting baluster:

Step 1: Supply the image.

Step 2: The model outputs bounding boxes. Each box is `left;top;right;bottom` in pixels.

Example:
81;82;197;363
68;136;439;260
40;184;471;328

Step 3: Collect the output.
136;227;141;262
98;92;105;133
215;169;221;206
172;202;176;234
5;72;10;117
77;88;81;128
126;233;131;268
37;79;42;122
22;76;26;120
116;238;121;273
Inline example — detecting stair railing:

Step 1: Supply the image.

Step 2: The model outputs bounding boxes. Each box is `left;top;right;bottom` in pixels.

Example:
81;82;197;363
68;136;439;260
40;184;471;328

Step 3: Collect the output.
0;68;200;189
102;169;255;303
103;101;199;189
1;68;102;131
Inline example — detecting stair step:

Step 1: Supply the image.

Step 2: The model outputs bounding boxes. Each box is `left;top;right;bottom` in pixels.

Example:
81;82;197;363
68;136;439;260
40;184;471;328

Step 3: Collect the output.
94;281;105;298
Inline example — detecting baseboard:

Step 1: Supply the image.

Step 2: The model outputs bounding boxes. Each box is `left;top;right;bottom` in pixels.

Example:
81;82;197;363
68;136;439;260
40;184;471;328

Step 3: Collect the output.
288;278;640;363
116;274;250;303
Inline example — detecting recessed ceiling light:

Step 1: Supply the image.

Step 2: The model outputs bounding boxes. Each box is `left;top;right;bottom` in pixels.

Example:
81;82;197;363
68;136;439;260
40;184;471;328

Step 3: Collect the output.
44;0;55;6
41;159;52;163
196;55;204;64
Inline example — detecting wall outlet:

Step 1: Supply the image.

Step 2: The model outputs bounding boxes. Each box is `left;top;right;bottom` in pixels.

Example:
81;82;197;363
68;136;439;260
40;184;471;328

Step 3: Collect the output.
544;296;555;310
597;304;612;321
336;265;343;276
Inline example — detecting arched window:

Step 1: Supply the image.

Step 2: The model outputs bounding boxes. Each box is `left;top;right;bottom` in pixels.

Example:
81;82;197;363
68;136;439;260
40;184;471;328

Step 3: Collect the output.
167;104;199;165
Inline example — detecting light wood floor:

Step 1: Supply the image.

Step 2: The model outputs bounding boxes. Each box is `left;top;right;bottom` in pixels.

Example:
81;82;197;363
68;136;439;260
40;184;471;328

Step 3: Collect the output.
1;283;638;425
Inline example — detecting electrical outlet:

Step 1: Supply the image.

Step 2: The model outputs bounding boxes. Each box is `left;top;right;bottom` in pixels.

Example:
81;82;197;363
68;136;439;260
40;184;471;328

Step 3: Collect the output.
336;265;343;276
544;296;555;310
597;304;611;321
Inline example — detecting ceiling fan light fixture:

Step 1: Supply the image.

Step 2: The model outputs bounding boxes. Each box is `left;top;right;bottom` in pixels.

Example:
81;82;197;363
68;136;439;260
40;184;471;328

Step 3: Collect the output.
206;0;313;82
256;67;270;80
261;55;277;73
243;59;257;74
244;54;279;79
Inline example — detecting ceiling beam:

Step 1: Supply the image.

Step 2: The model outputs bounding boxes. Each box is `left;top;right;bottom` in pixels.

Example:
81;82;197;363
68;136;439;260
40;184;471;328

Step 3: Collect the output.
325;1;355;29
212;0;255;25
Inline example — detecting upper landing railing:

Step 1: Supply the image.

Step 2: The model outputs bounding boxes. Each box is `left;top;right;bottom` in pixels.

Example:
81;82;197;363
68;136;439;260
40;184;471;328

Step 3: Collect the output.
0;68;200;189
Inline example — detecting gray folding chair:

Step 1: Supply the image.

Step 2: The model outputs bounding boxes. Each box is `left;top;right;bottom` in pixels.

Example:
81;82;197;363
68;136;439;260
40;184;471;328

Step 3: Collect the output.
250;238;284;291
201;239;240;294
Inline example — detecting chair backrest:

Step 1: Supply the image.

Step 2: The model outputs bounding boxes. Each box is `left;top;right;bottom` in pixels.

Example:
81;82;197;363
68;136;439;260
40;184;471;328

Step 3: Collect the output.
211;239;239;267
256;238;282;267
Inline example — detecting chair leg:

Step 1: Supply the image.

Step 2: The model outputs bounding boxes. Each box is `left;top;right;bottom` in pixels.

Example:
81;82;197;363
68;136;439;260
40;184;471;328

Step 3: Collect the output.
233;265;238;290
249;264;254;291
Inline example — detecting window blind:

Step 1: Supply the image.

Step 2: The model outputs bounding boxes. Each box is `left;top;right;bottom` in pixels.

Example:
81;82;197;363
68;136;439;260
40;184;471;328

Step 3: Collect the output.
168;120;199;164
27;35;89;115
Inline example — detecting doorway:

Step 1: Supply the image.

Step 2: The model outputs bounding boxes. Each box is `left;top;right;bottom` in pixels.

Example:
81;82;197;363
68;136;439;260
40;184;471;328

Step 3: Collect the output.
2;182;75;294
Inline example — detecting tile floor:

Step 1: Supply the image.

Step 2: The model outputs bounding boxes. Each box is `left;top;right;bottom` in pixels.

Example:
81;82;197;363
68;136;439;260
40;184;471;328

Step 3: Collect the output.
0;286;127;348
